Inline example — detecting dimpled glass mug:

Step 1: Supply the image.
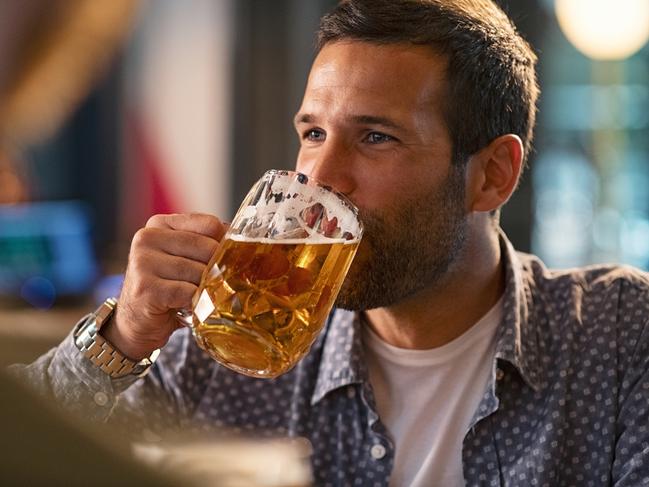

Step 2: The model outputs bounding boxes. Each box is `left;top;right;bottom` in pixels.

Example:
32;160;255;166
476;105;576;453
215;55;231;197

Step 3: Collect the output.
177;170;363;378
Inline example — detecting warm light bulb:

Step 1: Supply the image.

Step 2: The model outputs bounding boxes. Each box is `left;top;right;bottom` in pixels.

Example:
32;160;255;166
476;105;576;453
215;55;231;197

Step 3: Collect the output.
555;0;649;60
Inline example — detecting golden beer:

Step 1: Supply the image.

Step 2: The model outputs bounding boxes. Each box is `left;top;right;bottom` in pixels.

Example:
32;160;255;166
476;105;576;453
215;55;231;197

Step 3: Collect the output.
179;169;363;378
190;235;359;378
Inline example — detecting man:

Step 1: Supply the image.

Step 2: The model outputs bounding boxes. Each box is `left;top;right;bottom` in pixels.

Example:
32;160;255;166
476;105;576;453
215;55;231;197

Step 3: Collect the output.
13;1;649;486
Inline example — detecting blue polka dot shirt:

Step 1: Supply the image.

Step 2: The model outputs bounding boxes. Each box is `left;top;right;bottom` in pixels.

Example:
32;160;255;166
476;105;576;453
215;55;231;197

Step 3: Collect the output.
15;234;649;486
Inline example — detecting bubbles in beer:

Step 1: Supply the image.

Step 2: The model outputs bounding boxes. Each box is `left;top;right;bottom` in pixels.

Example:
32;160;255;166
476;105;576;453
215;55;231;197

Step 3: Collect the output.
190;235;359;378
188;169;362;378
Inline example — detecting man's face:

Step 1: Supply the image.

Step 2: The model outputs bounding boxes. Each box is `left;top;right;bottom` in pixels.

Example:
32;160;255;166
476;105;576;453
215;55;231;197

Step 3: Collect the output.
294;41;468;310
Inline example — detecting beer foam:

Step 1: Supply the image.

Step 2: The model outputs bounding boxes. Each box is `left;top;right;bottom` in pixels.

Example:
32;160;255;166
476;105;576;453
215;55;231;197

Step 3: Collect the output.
230;171;363;243
227;233;357;245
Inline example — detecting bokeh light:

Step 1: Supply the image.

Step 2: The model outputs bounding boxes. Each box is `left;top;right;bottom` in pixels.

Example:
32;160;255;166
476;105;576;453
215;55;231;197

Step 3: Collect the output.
555;0;649;60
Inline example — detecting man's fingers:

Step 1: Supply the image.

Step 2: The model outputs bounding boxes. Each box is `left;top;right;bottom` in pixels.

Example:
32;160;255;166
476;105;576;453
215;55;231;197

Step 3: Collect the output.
154;279;197;309
132;227;219;263
121;271;197;312
146;252;206;285
105;213;227;359
146;213;227;240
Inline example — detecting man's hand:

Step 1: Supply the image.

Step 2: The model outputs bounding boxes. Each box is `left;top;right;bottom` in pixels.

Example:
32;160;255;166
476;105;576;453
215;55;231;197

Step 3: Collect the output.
101;213;226;360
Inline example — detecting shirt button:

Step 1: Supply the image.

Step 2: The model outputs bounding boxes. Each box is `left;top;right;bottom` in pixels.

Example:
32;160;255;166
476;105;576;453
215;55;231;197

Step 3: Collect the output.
370;444;386;460
94;392;109;406
496;368;505;381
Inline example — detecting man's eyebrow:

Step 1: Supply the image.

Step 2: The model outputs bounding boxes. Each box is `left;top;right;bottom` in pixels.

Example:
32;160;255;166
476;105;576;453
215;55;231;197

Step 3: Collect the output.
349;115;403;130
293;113;405;130
294;113;315;125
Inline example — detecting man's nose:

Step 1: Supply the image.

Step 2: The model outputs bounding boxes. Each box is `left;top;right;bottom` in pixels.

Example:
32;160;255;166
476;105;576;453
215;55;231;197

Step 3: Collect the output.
301;139;356;196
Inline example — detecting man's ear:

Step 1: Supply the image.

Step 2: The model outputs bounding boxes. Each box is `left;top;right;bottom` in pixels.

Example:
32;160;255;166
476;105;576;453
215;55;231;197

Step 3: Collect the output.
465;134;524;213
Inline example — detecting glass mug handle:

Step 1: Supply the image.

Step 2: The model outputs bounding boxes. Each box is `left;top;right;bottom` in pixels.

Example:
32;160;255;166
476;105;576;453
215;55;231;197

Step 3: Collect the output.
176;309;192;327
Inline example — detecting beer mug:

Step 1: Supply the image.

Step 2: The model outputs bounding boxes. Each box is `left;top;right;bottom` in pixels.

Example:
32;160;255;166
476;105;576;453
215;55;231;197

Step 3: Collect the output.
178;170;363;378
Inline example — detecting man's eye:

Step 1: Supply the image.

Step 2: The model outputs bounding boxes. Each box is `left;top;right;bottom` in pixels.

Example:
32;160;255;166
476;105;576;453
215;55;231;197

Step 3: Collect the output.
304;129;325;141
364;132;394;144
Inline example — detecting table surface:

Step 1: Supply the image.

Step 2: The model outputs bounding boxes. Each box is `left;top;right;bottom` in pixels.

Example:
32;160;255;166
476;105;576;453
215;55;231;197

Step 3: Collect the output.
0;305;89;366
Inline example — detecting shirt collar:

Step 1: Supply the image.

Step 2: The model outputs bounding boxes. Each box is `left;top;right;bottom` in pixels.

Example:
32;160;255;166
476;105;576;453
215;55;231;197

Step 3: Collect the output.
311;230;544;405
311;309;365;405
495;231;544;392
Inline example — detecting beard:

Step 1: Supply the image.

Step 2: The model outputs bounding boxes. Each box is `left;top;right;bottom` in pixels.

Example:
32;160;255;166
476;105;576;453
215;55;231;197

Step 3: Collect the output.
335;165;468;311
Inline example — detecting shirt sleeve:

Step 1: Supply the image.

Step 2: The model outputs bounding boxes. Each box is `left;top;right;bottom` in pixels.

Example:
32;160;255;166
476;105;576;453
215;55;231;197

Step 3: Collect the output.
7;317;210;438
612;316;649;486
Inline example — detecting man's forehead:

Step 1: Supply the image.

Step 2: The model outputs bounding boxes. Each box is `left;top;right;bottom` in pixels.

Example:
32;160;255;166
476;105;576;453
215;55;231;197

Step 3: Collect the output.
300;41;448;117
311;40;447;74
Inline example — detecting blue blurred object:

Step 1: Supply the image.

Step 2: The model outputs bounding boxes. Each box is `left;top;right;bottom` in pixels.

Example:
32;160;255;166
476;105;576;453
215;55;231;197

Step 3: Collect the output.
0;201;99;304
93;274;124;306
20;276;57;309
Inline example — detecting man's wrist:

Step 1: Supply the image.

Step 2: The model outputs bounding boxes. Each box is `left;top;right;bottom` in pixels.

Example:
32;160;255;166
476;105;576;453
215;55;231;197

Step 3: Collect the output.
74;298;159;379
99;313;152;361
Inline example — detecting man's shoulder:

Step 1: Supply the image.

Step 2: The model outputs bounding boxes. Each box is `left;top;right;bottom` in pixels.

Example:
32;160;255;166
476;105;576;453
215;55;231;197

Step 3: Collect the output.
514;251;649;345
509;252;649;385
516;250;649;298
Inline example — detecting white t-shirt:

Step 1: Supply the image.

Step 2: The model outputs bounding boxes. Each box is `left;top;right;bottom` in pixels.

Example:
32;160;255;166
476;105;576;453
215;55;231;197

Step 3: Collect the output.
363;298;503;487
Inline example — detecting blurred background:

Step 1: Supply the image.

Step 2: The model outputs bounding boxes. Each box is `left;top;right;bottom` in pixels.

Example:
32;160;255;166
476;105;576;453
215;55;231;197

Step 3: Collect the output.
1;0;649;364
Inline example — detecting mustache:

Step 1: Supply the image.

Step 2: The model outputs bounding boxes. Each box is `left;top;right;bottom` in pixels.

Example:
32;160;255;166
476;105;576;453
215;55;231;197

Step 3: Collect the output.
356;207;383;231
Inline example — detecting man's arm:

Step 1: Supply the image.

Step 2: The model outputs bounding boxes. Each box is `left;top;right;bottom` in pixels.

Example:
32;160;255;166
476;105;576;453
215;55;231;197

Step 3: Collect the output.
8;213;226;431
8;325;200;433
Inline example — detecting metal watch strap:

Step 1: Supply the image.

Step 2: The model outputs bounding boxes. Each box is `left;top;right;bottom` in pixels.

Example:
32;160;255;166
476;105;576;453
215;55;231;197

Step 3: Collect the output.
74;298;159;378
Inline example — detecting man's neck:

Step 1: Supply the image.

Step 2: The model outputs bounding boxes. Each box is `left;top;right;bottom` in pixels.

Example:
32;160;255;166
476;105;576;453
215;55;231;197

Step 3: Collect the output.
364;228;504;350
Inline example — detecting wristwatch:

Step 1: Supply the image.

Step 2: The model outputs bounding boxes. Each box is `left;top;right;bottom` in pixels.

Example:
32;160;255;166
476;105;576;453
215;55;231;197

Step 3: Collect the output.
74;297;160;378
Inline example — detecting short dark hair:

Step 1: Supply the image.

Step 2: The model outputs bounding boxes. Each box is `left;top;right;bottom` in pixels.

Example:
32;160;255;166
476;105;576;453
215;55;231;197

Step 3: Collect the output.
317;0;539;167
